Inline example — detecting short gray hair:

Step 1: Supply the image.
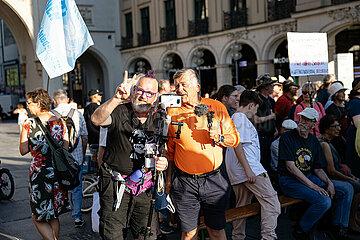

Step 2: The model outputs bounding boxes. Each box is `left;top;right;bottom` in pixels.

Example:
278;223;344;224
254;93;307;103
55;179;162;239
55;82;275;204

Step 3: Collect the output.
234;85;246;91
173;68;200;85
53;89;68;101
159;79;170;91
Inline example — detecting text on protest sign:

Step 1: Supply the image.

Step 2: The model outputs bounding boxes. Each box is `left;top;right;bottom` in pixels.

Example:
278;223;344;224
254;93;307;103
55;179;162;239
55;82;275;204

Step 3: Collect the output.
287;32;328;76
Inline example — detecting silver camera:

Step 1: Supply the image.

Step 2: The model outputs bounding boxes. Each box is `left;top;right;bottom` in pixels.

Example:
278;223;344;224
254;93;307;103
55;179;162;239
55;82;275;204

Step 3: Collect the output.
144;142;156;168
159;94;181;108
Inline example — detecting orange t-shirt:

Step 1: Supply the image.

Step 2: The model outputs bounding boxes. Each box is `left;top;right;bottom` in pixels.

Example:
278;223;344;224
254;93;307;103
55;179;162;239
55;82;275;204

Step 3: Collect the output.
167;98;240;174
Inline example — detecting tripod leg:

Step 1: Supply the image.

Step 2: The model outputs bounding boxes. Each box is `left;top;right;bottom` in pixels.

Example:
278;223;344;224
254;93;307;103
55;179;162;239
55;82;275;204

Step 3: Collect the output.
144;171;159;240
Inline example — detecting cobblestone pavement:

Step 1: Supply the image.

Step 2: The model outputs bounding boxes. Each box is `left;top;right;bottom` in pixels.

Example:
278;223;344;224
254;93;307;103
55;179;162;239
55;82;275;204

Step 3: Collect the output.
1;121;359;240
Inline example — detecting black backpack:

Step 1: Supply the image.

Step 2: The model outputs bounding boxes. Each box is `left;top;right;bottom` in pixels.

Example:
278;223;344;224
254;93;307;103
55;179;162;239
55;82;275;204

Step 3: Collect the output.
35;117;80;190
51;108;79;153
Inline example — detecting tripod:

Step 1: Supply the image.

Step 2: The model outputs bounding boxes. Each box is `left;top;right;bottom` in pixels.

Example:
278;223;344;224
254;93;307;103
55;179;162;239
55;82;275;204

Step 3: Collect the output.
143;106;183;240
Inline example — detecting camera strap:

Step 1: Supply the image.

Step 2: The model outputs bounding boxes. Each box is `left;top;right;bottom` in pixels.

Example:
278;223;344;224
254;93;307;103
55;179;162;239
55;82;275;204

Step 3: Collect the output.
103;162;126;211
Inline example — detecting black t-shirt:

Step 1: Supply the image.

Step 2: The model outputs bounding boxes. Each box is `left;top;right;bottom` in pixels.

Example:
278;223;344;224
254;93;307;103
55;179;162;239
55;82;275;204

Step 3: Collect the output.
84;103;100;144
278;129;327;176
102;103;161;175
255;94;276;137
325;103;346;119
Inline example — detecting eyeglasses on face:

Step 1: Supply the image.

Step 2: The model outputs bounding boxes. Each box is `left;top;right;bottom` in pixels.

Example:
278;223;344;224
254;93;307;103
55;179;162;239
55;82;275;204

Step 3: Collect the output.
330;124;341;129
229;94;238;98
135;87;157;98
302;91;314;96
299;116;316;123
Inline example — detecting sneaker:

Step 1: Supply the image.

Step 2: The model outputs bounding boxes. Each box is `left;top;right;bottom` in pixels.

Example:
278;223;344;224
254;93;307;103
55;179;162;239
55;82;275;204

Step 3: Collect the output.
157;234;168;240
330;226;351;240
74;219;85;228
160;221;174;235
292;226;310;240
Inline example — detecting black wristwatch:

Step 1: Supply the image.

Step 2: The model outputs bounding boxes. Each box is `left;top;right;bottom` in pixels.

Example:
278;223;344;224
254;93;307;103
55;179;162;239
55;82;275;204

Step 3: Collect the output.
217;134;225;144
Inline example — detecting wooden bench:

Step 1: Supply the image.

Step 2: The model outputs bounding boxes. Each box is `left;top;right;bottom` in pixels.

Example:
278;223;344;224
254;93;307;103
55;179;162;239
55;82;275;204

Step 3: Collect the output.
198;195;303;230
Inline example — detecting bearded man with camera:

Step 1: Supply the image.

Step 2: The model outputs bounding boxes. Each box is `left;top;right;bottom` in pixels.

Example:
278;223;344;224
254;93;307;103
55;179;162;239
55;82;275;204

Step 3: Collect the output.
91;71;168;240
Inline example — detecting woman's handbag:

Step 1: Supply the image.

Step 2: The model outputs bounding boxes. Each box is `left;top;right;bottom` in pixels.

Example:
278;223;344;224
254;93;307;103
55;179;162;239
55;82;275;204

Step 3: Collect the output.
35;117;80;190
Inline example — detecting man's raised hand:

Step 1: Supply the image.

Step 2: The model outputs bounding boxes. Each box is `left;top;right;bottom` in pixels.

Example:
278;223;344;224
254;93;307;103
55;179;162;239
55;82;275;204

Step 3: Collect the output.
114;71;137;100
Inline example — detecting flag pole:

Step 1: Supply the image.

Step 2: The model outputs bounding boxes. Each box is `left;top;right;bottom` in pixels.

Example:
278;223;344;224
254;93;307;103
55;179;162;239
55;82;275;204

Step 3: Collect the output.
46;75;50;92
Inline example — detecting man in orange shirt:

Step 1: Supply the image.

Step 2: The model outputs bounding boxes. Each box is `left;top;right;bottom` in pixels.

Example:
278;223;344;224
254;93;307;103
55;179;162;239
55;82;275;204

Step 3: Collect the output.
166;68;240;240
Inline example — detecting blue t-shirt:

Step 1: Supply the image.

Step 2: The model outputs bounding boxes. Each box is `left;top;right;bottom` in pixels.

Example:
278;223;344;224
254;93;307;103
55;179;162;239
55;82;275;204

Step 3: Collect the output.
278;129;327;176
316;89;330;107
348;97;360;122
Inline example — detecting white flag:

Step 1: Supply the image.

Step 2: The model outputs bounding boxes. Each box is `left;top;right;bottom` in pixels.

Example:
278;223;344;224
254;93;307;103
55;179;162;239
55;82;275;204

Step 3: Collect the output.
36;0;94;79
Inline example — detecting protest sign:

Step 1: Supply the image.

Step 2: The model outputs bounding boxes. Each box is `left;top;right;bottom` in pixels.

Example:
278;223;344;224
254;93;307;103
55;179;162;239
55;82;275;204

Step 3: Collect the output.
287;32;328;76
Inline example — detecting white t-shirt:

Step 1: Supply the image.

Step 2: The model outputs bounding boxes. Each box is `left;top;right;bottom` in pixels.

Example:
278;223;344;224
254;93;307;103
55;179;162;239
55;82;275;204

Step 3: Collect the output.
225;112;266;185
53;103;88;163
99;126;108;147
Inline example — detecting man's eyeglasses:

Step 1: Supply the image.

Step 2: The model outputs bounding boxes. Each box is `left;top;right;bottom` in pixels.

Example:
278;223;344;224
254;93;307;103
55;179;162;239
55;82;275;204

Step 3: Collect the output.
302;91;314;96
229;94;238;98
299;116;316;123
330;124;341;129
135;87;157;98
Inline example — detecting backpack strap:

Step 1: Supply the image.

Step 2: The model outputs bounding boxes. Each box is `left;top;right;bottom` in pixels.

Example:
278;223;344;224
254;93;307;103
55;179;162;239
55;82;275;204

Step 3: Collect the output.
50;109;61;119
299;102;306;110
67;108;75;118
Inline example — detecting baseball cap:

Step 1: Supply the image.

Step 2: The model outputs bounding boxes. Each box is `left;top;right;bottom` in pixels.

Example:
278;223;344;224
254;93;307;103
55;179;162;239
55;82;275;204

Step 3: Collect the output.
88;89;103;97
297;108;319;121
328;82;347;97
255;73;277;89
282;119;298;130
283;79;299;92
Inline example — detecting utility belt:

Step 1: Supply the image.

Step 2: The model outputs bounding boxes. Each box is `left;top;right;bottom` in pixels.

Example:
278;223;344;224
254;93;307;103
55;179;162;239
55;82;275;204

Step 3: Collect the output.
103;162;153;211
176;167;220;180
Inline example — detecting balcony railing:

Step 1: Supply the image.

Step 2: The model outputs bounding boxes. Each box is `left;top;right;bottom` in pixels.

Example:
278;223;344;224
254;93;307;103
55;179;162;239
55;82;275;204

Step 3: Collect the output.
137;32;150;46
332;0;353;4
268;0;296;21
160;26;177;42
223;9;247;30
188;18;208;37
121;37;133;50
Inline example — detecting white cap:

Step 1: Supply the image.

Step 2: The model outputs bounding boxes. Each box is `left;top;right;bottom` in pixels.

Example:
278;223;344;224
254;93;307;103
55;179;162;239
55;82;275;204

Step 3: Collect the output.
297;108;319;121
329;82;347;97
282;119;298;130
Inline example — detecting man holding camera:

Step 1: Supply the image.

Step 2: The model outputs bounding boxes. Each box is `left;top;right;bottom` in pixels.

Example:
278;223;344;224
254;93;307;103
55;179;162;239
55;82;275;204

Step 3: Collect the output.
166;68;240;240
91;71;168;240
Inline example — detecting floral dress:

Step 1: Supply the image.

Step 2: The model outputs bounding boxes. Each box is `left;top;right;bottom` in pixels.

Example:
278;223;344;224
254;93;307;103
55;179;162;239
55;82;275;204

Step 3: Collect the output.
24;118;71;222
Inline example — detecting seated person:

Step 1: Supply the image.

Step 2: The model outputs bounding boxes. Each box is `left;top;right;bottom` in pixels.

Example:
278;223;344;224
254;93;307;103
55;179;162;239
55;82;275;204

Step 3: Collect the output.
270;119;298;172
278;108;353;240
225;90;280;240
318;114;360;233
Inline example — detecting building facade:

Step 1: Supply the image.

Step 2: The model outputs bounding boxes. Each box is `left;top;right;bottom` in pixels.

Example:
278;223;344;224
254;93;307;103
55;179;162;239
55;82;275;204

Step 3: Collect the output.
0;0;123;107
119;0;360;94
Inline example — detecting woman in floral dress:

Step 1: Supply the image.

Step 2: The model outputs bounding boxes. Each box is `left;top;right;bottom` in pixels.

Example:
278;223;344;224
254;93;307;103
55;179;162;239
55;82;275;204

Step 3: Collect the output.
19;88;70;239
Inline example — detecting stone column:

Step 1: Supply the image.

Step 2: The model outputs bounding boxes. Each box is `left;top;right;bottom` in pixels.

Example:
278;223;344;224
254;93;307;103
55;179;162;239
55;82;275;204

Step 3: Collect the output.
255;60;274;76
215;64;232;88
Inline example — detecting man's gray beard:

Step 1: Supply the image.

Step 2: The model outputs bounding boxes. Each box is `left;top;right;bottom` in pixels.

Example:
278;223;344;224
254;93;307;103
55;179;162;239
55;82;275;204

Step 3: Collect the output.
132;101;151;113
297;123;310;135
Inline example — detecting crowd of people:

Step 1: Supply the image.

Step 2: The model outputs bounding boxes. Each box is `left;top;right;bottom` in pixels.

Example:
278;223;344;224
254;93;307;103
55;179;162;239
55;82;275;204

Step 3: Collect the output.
16;69;360;240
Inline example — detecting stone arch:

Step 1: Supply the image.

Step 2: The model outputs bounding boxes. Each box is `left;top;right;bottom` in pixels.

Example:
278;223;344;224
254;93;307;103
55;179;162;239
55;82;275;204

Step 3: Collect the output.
262;33;287;61
186;45;219;67
126;57;152;75
85;47;110;95
158;50;185;71
0;1;40;91
220;38;260;65
125;54;153;74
